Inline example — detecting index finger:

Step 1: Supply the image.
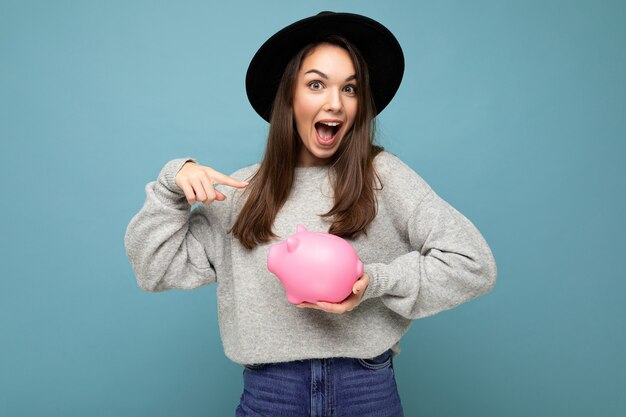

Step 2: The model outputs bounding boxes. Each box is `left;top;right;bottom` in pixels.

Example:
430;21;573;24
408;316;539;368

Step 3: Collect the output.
211;171;249;189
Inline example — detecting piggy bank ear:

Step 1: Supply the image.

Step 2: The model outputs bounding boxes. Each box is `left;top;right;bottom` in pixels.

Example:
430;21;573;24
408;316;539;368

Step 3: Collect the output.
296;224;308;234
287;237;300;253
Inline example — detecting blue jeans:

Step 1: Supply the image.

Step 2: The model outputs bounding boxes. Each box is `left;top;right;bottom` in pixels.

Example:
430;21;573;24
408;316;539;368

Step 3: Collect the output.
235;349;404;417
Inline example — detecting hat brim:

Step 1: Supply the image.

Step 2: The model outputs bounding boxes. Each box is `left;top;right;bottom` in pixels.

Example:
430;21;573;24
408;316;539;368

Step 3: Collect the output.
246;12;405;122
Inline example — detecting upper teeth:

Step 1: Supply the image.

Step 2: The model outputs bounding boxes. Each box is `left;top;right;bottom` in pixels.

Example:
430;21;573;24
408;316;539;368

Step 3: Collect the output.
321;122;340;126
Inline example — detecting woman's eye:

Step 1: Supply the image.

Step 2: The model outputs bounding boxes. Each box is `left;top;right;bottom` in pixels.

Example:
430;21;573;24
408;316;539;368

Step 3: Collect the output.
343;85;357;94
308;81;323;90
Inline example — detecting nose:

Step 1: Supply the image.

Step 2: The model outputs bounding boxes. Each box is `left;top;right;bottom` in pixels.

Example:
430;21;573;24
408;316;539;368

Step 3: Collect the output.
324;88;344;113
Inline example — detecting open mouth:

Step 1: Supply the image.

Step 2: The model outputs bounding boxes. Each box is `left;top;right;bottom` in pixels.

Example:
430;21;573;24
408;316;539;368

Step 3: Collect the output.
314;121;342;143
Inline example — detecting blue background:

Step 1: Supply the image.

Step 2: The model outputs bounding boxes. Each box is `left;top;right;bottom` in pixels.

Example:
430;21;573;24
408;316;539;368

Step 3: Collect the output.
1;0;625;416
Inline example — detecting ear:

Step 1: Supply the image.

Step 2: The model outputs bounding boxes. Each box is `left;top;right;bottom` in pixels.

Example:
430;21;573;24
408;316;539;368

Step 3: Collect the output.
287;237;300;253
296;224;308;233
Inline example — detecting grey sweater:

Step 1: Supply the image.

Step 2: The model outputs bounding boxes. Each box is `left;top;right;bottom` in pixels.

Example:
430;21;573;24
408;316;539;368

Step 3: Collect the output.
124;151;497;365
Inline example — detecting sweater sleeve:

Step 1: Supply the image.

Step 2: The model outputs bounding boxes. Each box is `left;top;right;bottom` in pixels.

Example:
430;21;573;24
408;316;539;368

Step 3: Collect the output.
360;177;497;320
124;158;217;292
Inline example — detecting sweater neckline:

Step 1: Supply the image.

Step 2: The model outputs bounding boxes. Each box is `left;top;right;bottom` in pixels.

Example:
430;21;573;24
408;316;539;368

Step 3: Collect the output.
293;164;331;181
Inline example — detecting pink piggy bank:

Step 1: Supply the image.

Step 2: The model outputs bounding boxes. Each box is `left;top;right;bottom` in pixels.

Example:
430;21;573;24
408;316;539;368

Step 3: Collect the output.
267;225;364;304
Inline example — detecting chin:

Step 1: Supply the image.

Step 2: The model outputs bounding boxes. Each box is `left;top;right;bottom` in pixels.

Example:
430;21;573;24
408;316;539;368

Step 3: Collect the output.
313;146;340;161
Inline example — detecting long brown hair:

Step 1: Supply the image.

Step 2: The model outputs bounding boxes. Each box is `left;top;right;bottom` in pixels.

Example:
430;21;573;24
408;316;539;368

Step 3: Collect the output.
231;35;384;249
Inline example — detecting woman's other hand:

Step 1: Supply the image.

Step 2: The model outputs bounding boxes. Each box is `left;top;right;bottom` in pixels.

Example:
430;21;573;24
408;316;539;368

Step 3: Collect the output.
175;161;249;205
297;272;371;314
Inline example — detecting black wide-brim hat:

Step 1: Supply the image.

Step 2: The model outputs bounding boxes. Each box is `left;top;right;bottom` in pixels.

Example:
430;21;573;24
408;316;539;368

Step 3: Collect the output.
246;11;405;122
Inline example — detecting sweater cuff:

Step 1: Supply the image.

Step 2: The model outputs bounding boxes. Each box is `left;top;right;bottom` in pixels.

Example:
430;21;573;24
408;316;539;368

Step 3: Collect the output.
154;157;197;206
360;263;389;302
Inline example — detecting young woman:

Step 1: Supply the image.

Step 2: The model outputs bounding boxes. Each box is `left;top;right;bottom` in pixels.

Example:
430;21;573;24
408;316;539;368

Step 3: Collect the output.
125;11;497;417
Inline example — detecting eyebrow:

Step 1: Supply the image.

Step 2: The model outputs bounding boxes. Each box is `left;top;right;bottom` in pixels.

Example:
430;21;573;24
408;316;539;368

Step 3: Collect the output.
304;69;356;82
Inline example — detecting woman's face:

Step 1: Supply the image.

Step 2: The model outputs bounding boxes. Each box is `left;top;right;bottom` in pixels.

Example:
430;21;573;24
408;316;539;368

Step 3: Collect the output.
293;44;358;167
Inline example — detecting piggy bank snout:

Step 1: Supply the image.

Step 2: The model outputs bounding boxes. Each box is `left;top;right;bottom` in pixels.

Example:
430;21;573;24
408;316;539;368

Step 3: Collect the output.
267;244;279;274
